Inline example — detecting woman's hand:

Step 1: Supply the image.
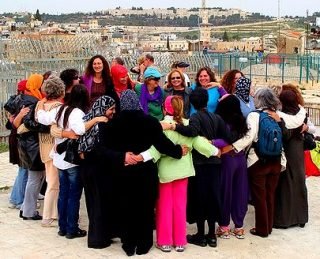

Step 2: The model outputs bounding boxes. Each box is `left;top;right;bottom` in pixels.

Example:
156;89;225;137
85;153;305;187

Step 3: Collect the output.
301;123;309;133
161;121;175;130
221;145;234;154
94;116;108;123
267;110;281;122
181;145;189;156
204;82;220;89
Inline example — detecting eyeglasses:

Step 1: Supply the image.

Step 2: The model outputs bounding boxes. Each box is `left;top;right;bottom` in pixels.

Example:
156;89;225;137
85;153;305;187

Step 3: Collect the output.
171;77;181;80
148;77;160;81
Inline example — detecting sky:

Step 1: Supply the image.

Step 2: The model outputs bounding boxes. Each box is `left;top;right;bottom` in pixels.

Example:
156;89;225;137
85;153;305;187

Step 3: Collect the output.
0;0;319;17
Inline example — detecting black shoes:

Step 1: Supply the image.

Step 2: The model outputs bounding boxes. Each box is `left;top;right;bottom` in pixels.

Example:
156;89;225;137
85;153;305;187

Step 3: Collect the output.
20;211;42;220
206;234;217;247
65;229;87;239
249;228;268;238
58;230;66;236
187;234;207;247
122;243;136;257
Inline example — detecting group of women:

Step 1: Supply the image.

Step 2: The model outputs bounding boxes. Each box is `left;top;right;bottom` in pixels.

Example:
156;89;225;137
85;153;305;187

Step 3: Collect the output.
5;53;312;256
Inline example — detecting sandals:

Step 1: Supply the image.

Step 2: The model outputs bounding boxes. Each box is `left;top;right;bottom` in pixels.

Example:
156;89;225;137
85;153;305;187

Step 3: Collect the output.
231;228;245;239
216;226;230;239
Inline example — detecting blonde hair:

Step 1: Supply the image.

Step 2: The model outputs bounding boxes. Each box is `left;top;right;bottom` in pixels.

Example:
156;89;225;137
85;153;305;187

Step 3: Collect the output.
167;69;186;88
171;96;184;125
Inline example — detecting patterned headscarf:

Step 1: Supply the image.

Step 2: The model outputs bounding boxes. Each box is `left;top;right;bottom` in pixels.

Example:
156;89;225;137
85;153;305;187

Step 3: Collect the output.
120;89;142;111
78;95;115;152
25;74;44;100
235;77;251;104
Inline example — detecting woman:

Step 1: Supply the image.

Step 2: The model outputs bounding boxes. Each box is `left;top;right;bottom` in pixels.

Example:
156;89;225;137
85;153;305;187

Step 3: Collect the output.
234;77;255;118
189;66;222;115
135;67;164;120
59;69;80;103
220;69;244;94
214;95;249;239
110;64;133;97
98;90;184;256
164;69;192;118
274;89;308;229
152;96;220;253
78;95;117;249
37;85;107;239
13;74;47;220
6;80;28;210
222;88;287;238
81;54;118;108
164;87;231;248
36;76;65;227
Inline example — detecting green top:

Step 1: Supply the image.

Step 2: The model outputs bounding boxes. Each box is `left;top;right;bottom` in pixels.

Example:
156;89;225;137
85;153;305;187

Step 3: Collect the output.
149;116;218;183
135;83;164;121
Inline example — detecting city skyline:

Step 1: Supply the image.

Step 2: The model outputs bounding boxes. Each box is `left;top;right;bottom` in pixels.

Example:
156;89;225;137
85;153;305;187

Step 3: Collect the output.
0;0;319;18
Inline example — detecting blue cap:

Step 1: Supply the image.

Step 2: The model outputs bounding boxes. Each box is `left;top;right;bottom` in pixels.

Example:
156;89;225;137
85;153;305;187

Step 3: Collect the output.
143;67;162;79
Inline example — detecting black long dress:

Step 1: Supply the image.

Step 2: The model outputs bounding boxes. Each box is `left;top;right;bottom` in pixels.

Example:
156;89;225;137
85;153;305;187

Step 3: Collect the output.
274;128;308;228
85;110;182;255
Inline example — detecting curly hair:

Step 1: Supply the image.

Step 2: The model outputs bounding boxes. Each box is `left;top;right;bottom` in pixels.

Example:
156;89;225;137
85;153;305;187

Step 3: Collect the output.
281;83;304;106
195;66;217;88
220;69;244;94
84;55;113;89
42;76;65;100
60;69;79;89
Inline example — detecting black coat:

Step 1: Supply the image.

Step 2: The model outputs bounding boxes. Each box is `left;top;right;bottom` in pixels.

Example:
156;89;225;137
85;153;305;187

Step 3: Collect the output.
14;94;49;171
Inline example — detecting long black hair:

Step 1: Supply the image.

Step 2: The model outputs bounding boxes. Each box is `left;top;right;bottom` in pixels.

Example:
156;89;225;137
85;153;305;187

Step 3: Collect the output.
215;95;248;139
56;84;89;129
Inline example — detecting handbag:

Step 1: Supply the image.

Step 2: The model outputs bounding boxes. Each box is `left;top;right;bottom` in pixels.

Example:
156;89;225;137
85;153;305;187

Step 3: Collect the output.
303;132;316;151
64;139;82;165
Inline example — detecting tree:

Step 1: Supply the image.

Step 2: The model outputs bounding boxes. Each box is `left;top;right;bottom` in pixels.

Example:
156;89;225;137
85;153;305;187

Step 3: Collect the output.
222;31;230;42
35;9;41;21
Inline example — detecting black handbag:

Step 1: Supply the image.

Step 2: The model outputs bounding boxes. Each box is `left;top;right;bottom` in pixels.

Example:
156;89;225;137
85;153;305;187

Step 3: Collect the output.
304;132;316;151
64;139;82;165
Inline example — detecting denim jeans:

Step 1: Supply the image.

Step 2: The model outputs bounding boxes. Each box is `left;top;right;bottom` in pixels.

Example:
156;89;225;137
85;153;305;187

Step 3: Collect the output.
58;166;83;234
10;167;28;207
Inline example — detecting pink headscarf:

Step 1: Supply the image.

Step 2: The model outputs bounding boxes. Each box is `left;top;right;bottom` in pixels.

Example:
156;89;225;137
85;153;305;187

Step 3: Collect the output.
164;95;175;115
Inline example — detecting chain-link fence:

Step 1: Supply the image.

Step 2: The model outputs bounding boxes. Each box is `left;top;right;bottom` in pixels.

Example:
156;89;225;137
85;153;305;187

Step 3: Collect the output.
1;37;320;136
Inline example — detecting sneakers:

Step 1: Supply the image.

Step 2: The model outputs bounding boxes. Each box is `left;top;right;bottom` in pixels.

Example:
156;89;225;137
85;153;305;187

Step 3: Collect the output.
65;228;87;239
175;245;185;252
231;228;245;239
156;244;171;252
216;226;230;239
8;203;17;209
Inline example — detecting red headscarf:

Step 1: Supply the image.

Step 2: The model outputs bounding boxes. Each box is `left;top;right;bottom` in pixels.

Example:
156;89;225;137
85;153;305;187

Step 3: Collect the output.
110;64;129;97
17;79;27;92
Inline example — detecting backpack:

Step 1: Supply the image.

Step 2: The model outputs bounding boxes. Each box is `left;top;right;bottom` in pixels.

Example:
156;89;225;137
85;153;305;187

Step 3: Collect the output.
254;110;282;159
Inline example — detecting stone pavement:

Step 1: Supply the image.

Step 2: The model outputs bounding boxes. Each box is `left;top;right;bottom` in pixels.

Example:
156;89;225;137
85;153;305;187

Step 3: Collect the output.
1;151;320;259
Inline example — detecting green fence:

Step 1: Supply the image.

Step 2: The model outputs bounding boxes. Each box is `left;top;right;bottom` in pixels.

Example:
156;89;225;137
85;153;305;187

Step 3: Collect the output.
1;52;320;135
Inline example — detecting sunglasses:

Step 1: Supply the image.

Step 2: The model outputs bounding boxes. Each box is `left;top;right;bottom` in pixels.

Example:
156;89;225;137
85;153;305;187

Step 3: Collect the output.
171;76;181;80
149;77;160;81
73;76;80;80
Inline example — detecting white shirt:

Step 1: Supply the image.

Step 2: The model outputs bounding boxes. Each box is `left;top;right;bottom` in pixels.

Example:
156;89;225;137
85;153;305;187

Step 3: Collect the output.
37;107;86;170
232;108;306;170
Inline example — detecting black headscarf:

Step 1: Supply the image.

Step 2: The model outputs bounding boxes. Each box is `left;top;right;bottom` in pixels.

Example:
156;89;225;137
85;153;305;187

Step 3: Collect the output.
78;95;115;152
235;77;251;104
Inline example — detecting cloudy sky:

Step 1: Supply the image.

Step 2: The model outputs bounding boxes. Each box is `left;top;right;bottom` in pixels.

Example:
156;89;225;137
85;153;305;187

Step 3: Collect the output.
1;0;319;17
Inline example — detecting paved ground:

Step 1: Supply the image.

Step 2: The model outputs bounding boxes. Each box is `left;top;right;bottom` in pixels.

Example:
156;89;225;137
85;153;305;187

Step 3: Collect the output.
0;151;320;259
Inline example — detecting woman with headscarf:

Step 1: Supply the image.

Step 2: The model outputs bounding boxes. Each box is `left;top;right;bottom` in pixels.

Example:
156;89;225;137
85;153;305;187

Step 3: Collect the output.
234;77;255;118
12;74;48;220
273;89;308;229
110;64;133;97
78;95;117;249
96;90;184;256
